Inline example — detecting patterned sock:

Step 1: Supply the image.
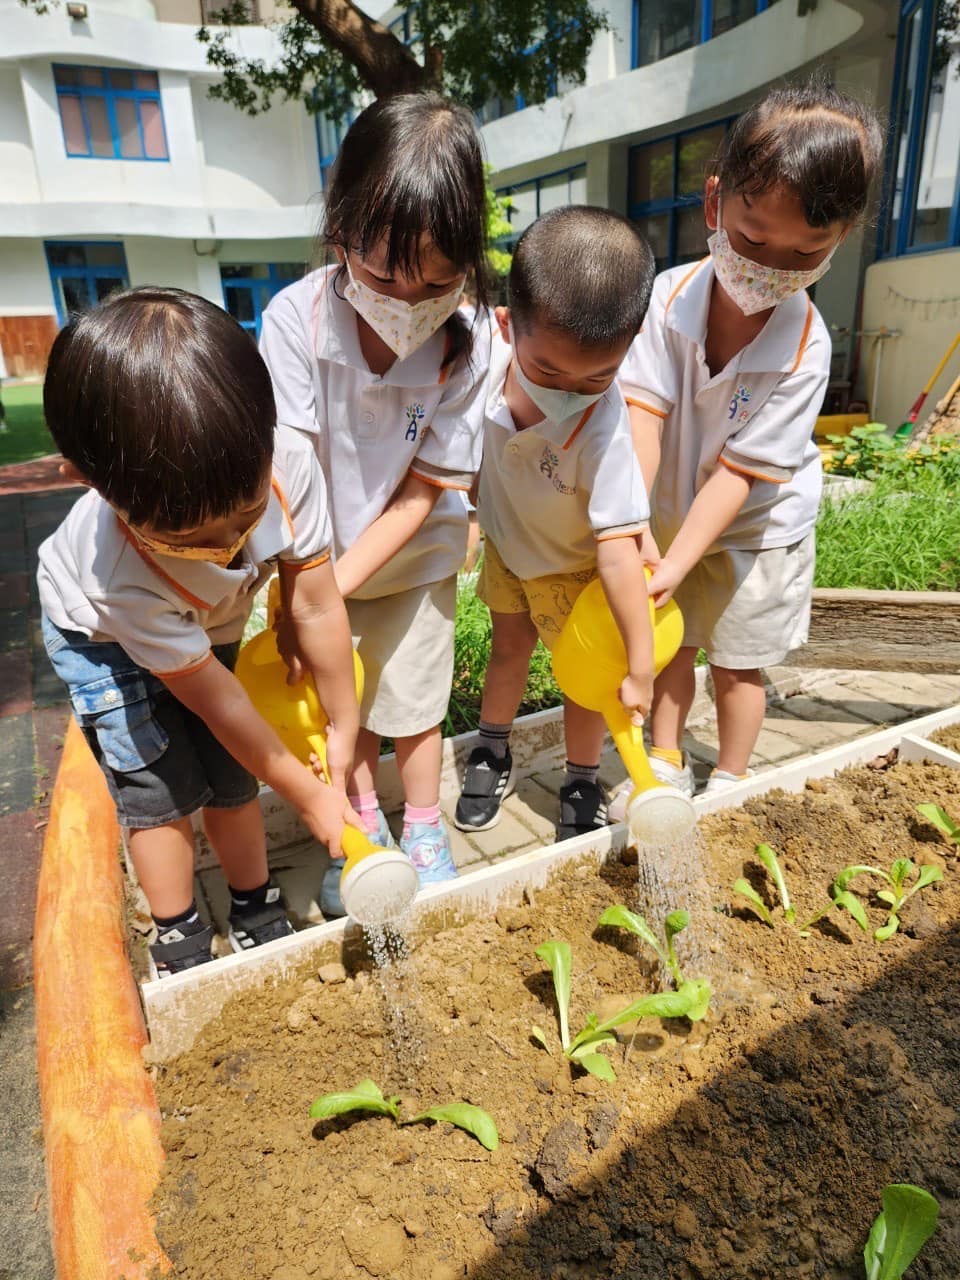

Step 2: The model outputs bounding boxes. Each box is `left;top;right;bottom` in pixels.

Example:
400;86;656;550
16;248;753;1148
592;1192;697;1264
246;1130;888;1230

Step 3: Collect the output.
228;878;272;911
347;790;381;844
152;901;203;935
651;746;684;768
403;802;441;838
564;760;600;787
478;720;512;760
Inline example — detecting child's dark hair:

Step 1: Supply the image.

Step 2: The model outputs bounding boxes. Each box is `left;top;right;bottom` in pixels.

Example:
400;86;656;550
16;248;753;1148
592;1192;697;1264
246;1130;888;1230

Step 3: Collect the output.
323;93;489;368
710;78;884;226
44;287;275;531
509;207;654;347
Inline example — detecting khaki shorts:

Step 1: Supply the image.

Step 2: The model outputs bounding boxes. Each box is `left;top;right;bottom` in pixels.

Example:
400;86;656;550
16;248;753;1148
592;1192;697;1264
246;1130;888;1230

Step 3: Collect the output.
477;538;596;651
674;532;815;669
346;577;456;738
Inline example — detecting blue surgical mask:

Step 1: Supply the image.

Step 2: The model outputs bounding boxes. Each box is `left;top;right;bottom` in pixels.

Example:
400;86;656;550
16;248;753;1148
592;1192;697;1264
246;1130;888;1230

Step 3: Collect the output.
510;331;605;424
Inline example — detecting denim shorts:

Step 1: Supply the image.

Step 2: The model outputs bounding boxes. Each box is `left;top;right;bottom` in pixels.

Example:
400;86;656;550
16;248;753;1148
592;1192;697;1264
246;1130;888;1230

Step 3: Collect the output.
42;615;260;829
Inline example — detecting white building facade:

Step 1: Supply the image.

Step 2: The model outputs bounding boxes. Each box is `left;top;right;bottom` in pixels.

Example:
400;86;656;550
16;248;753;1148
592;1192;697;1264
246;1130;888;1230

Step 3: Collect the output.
0;0;326;375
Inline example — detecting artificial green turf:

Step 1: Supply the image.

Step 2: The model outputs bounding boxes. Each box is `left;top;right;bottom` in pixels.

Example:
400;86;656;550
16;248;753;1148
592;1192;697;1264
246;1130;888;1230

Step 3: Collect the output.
0;383;55;467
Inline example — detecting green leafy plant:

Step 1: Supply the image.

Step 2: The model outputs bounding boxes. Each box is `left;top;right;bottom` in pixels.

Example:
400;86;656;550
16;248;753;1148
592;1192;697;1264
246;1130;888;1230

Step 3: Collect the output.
864;1183;938;1279
732;843;869;936
916;803;960;848
840;859;943;942
309;1079;499;1151
531;939;710;1081
597;905;712;1021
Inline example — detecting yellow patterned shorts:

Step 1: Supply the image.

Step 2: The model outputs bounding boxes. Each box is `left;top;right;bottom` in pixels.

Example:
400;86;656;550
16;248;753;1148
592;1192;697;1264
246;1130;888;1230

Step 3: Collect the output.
476;538;596;650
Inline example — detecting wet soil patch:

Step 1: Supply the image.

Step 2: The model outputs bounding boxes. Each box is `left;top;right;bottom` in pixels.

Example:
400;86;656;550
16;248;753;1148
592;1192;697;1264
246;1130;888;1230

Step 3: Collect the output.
150;758;960;1279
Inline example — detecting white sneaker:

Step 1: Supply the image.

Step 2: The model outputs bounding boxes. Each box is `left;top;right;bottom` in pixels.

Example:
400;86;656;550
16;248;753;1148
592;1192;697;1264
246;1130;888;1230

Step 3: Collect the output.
649;754;696;798
703;768;754;795
607;777;633;824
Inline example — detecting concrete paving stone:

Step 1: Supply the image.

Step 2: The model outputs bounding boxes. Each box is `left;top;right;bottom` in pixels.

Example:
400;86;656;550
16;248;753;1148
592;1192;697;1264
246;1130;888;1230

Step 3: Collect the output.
0;606;30;653
755;713;869;753
0;809;43;987
767;693;873;727
458;804;546;860
0;713;38;817
0;989;54;1280
0;650;31;717
507;776;558;841
0;571;28;608
791;678;912;725
846;671;960;712
751;724;820;764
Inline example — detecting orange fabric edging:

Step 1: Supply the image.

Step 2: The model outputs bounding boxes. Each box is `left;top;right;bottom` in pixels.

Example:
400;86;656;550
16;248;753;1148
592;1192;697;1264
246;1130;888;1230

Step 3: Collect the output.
34;719;170;1279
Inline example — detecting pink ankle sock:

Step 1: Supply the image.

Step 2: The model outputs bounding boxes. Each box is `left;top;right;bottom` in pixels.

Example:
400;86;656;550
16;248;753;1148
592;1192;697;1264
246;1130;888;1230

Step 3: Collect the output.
348;790;381;841
403;802;441;834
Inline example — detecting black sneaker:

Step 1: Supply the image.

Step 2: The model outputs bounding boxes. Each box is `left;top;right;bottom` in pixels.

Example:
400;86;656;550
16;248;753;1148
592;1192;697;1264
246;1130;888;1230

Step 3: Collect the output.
557;779;609;841
149;920;215;980
227;882;295;953
454;746;516;831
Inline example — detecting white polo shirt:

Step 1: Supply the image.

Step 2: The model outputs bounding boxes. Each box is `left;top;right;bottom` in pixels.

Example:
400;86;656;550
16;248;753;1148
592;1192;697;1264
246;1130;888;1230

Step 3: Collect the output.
478;334;649;581
619;257;829;553
37;425;332;677
259;268;491;599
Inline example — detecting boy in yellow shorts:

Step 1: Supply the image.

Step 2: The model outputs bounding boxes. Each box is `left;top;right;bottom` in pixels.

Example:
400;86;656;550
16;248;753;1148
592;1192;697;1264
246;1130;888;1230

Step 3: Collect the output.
455;207;656;840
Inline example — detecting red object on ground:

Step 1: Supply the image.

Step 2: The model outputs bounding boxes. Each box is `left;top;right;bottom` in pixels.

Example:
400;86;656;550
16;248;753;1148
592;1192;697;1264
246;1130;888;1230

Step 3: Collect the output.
34;719;170;1278
0;454;79;497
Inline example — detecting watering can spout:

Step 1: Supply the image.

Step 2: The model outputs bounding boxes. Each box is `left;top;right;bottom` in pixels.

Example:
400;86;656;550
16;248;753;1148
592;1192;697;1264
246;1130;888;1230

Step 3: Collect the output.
550;577;696;845
235;580;418;926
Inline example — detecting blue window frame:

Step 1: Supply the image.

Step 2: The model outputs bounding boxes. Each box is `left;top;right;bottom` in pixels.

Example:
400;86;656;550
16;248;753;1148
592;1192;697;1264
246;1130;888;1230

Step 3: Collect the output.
627;119;732;270
45;241;129;325
495;164;588;249
220;263;304;338
315;109;353;191
882;0;960;257
53;65;169;161
631;0;772;69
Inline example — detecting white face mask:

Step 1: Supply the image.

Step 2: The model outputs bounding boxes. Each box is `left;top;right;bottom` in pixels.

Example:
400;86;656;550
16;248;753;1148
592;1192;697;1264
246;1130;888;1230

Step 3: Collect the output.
708;197;840;316
344;261;464;360
510;331;606;424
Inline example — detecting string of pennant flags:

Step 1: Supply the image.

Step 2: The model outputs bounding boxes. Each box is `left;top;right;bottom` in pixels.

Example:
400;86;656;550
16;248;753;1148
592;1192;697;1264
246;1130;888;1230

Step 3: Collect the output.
884;284;960;321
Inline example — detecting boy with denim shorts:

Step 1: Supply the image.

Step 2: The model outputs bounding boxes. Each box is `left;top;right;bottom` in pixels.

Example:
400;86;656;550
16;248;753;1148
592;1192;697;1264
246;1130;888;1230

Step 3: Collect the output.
37;288;359;976
454;208;657;840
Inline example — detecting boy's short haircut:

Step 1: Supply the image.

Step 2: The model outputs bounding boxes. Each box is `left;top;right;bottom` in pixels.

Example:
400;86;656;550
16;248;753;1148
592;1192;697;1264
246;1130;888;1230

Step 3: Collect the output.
44;287;276;531
508;206;655;347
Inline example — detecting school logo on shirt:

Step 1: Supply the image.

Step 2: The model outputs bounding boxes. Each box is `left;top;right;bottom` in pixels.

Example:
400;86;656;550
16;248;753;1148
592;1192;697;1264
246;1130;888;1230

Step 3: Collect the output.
728;384;752;424
403;401;426;442
538;444;576;496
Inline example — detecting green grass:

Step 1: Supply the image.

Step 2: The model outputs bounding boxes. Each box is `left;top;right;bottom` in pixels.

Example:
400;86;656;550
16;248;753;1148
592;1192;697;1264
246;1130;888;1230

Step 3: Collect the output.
443;569;560;738
815;464;960;591
0;383;55;467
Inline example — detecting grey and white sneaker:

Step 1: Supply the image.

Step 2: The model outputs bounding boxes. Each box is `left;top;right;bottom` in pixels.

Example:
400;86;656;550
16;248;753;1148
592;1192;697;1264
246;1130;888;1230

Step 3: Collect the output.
649;753;696;798
454;746;516;831
148;919;215;979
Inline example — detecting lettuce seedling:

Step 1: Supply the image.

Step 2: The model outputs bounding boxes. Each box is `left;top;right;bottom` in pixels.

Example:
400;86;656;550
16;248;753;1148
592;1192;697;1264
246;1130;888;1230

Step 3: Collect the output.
531;939;709;1080
864;1183;938;1279
309;1078;499;1150
838;859;943;941
916;803;960;848
597;905;712;1021
733;843;869;936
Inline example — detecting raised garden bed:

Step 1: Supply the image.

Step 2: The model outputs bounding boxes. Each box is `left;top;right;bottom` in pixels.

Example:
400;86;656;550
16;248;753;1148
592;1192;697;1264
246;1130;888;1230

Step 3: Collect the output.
35;705;960;1279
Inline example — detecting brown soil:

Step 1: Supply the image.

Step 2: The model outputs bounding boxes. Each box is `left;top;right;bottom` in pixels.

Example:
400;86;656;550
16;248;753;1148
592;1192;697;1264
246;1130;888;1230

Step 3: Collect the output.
150;758;960;1280
932;724;960;757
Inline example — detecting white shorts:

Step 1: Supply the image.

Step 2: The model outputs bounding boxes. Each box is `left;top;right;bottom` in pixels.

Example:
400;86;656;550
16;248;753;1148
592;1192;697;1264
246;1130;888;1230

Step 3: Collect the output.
346;577;457;738
674;533;815;670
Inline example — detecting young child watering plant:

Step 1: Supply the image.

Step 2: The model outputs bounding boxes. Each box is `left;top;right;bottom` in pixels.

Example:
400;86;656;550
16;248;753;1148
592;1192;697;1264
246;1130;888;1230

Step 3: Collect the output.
259;93;492;912
454;207;656;840
37;288;360;977
615;79;883;805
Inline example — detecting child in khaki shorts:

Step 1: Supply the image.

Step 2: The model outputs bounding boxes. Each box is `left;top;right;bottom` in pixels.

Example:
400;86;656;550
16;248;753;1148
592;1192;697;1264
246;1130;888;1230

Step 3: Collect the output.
455;207;657;841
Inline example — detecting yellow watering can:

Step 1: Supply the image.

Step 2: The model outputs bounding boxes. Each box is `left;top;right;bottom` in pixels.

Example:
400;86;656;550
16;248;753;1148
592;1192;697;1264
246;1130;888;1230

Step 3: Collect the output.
551;576;696;845
235;580;418;926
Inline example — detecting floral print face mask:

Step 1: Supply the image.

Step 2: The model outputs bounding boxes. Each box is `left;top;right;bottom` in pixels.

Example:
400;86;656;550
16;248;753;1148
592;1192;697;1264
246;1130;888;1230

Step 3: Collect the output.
708;197;840;316
344;261;465;361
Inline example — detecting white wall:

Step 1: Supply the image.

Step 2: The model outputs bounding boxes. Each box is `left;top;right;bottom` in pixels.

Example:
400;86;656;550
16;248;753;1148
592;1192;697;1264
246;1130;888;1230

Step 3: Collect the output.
0;240;56;315
0;66;41;202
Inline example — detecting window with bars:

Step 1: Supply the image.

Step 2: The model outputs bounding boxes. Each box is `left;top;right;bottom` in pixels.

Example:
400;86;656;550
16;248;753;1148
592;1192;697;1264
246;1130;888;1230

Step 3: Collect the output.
221;263;304;338
53;65;169;161
495;165;588;249
45;241;129;325
627;120;732;271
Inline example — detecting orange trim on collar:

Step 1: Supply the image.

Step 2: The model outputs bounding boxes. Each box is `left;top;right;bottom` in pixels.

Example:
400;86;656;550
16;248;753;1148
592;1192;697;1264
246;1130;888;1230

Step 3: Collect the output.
561;400;600;451
664;258;709;317
116;518;213;611
790;298;815;375
271;478;295;537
